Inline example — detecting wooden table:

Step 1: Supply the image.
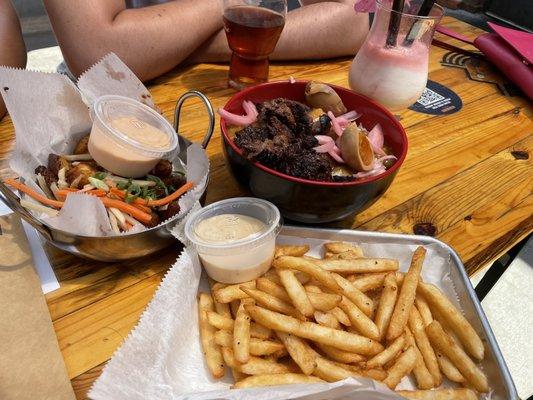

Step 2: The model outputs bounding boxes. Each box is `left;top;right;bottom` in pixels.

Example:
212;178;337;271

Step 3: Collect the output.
0;16;531;399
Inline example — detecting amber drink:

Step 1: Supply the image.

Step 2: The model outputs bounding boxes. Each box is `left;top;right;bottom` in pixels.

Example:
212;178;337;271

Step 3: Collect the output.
223;2;286;90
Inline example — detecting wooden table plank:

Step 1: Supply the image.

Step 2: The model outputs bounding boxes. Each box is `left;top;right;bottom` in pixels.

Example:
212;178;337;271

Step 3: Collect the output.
0;16;531;400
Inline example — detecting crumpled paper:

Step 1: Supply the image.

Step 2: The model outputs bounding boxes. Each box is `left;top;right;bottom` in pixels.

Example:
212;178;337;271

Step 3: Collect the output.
0;53;209;236
90;232;492;400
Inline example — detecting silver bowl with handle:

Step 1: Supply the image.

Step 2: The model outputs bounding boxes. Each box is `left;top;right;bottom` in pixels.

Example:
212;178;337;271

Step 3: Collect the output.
0;90;215;261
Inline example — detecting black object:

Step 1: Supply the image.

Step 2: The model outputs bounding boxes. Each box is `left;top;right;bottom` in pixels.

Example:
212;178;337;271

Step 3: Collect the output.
403;0;436;46
220;81;408;224
386;0;405;47
408;80;462;115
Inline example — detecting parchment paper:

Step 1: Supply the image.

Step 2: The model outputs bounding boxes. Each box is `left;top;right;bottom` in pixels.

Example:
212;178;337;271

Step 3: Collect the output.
89;233;488;400
0;214;75;400
0;53;209;237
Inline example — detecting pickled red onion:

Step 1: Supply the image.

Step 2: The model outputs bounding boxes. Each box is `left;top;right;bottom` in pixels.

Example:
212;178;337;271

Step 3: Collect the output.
313;135;345;163
218;101;258;126
354;167;386;179
338;110;361;121
327;111;344;137
367;123;386;156
313;141;334;153
315;135;333;145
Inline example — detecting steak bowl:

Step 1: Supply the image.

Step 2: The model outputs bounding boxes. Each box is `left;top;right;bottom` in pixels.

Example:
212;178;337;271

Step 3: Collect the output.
220;81;408;224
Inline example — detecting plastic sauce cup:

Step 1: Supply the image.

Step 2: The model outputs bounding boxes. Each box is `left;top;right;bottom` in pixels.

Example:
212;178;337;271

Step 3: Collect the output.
185;198;282;284
88;95;178;178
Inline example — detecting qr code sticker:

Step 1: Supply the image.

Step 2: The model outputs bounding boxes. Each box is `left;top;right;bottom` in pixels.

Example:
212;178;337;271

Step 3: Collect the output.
416;88;445;107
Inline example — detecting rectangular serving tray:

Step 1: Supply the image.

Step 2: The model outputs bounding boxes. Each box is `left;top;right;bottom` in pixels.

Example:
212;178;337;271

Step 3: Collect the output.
279;225;517;399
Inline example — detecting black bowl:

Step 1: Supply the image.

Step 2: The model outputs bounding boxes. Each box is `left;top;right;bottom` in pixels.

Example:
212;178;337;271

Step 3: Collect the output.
220;81;408;224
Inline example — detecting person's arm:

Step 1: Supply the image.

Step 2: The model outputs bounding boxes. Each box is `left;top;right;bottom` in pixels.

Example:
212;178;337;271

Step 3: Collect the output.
187;1;368;64
43;0;223;81
0;0;27;120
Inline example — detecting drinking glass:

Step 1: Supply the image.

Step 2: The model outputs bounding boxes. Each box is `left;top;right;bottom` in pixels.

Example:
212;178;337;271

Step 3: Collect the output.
348;0;443;111
223;0;287;90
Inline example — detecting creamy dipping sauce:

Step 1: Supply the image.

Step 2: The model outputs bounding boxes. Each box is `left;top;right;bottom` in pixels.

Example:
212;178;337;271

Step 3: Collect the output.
89;115;171;178
194;214;275;283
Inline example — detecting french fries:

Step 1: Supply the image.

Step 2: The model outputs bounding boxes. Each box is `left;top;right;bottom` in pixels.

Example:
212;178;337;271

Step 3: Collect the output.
409;307;442;386
200;242;490;396
313;258;399;274
426;321;488;392
234;299;252;363
279;269;315;317
396;388;478;400
374;272;398;340
418;282;484;361
275;331;317;375
383;346;417;389
246;305;384;355
387;246;426;342
198;293;225;378
275;245;310;258
233;373;324;389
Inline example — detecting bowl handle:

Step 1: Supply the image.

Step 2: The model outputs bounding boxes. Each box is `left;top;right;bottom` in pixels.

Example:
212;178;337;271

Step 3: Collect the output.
0;180;53;241
173;90;215;150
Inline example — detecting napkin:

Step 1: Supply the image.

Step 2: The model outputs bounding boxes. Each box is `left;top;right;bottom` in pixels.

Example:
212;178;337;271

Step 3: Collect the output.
0;214;75;400
90;233;491;400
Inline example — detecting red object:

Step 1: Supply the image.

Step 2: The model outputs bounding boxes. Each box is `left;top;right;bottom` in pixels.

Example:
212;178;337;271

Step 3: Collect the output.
436;23;533;99
219;81;408;223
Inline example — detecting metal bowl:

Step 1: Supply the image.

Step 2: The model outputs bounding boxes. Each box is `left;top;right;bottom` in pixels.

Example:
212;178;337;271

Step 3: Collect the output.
0;90;214;261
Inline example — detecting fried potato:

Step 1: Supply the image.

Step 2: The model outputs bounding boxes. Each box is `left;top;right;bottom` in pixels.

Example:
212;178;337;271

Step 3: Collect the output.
418;282;484;361
230;300;240;318
314;342;366;364
396;388;478;400
231;368;247;382
415;294;433;326
273;256;341;293
426;321;488;392
275;331;317;375
207;311;234;331
234;299;252;363
332;273;374;317
221;347;291;375
324;242;364;257
338;296;380;340
386;246;426;342
314;311;341;329
307;292;342;312
279;269;315;317
374;272;398;341
246;305;383;355
382;346;417;389
256;277;291;302
233;373;324;389
198;293;225;378
436;352;465;383
275;245;310;258
405;327;434;390
250;323;272;340
313;258;399;274
215;330;284;356
214;280;256;303
348;273;387;292
334;362;387;381
241;286;301;318
409;307;441;386
365;334;405;369
330;306;351;326
312;357;354;382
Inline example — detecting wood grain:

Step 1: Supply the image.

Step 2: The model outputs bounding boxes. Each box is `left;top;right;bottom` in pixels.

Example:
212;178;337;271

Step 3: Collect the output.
0;16;531;399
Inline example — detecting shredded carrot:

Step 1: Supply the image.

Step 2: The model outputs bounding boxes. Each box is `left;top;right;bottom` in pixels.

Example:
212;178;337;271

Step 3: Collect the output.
132;202;152;213
100;197;153;224
62;187;79;192
4;178;64;208
146;182;194;207
57;189;107;198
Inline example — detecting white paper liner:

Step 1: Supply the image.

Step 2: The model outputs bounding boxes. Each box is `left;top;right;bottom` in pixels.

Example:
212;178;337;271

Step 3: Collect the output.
90;234;493;400
0;54;210;237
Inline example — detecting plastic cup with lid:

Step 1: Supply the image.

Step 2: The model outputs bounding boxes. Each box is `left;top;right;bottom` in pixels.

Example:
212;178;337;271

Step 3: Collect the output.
184;198;282;284
88;95;178;178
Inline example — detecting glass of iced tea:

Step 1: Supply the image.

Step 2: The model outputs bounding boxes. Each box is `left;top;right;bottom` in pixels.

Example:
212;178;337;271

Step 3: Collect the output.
223;0;287;90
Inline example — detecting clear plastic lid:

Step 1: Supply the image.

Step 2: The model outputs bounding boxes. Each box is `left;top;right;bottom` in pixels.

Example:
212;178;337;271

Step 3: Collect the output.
92;95;178;159
184;198;282;256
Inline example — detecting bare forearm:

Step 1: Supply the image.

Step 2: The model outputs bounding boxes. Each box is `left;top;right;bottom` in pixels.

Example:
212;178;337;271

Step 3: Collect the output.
44;0;223;81
188;2;368;64
0;0;27;119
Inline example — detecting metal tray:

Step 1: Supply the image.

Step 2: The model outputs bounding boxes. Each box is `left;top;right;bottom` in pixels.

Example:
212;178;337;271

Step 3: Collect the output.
279;225;517;399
